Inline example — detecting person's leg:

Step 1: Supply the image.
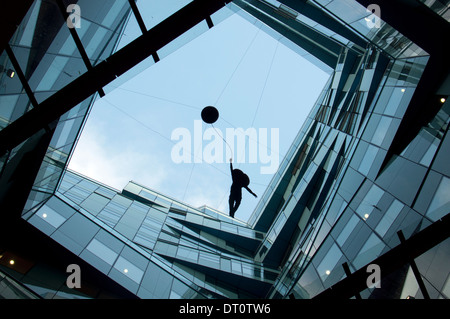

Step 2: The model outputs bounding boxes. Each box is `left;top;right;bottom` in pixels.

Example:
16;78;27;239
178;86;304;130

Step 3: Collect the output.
234;196;241;214
229;195;235;217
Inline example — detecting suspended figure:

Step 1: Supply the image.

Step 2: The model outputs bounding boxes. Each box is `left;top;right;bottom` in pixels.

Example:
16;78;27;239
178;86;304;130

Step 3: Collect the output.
228;158;257;218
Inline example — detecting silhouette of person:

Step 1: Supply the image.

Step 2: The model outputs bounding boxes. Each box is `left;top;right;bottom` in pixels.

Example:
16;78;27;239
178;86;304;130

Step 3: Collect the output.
228;158;257;218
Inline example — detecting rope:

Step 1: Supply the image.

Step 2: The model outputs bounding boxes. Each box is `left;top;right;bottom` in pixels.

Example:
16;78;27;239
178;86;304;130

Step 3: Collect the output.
100;24;278;210
251;39;279;127
214;25;261;106
211;123;233;158
103;97;271;215
111;85;200;111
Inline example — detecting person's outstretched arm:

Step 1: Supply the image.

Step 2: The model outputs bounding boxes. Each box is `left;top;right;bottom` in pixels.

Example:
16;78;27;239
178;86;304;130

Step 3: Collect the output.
245;186;257;198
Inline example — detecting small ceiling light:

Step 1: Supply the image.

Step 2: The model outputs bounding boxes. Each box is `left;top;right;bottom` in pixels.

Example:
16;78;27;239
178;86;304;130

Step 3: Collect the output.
325;270;331;275
364;213;370;220
401;88;406;92
123;269;128;274
440;97;446;103
6;69;15;78
42;213;48;218
0;66;15;78
9;260;15;265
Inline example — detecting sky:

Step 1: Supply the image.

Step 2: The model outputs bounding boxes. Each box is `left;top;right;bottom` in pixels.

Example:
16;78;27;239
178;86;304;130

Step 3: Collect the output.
68;3;330;223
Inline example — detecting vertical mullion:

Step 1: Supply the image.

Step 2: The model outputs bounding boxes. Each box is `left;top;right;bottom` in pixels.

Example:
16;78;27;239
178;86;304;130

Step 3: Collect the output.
5;45;39;109
55;0;105;97
127;0;160;63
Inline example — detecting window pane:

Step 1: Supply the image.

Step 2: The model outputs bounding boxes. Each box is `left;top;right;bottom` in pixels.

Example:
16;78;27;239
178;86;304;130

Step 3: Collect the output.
37;205;66;228
371;116;393;146
317;243;342;279
113;256;144;284
356;183;384;220
358;144;378;175
375;199;403;237
426;176;450;221
86;239;118;265
337;214;359;246
353;233;385;269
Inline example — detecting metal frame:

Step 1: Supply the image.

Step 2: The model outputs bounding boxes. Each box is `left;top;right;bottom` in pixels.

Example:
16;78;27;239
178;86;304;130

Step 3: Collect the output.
0;0;232;157
314;213;450;299
55;0;105;97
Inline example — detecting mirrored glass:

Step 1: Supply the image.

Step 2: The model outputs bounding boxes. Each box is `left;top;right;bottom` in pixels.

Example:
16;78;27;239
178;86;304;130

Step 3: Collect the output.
356;183;384;220
426;176;450;221
336;214;359;247
358;144;378;175
113;256;144;284
86;238;118;265
36;205;66;228
375;199;403;237
353;233;385;269
316;243;342;279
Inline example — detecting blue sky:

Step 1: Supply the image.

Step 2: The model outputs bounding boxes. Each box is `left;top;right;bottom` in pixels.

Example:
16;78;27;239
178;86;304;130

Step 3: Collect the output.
68;5;329;223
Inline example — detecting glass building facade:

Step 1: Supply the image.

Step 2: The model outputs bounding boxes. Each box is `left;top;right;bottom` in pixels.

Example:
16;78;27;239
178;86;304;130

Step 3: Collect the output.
0;0;449;299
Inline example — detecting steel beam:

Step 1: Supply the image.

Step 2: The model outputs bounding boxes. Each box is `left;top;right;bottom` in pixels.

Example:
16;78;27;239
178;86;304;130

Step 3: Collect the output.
0;1;34;56
0;0;232;156
314;213;450;299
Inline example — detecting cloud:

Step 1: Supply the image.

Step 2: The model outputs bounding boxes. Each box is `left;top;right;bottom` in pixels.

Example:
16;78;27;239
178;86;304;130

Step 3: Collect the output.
68;124;168;192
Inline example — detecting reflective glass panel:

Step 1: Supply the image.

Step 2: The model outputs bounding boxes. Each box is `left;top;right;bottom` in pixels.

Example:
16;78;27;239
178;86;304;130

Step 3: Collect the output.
316;243;342;279
86;238;118;265
36;205;66;228
353;233;385;269
337;214;359;246
375;199;403;237
426;176;450;221
113;256;144;284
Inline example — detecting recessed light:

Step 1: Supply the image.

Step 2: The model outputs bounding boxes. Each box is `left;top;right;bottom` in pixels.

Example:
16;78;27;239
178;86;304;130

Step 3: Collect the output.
440;97;446;103
325;270;331;275
124;269;128;273
6;69;15;78
9;260;15;265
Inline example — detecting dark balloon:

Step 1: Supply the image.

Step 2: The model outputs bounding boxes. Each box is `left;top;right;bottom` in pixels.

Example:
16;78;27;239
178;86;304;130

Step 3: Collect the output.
201;106;219;124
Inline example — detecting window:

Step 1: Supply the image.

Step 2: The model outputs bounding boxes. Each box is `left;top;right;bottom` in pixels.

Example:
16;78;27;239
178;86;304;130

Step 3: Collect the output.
176;246;199;263
353;233;385;269
86;239;118;265
113;256;144;284
371;116;393;147
81;193;110;215
375;199;403;237
358;144;378;175
426;176;450;221
36;56;69;91
317;243;342;279
337;214;359;247
356;183;384;220
37;205;66;228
